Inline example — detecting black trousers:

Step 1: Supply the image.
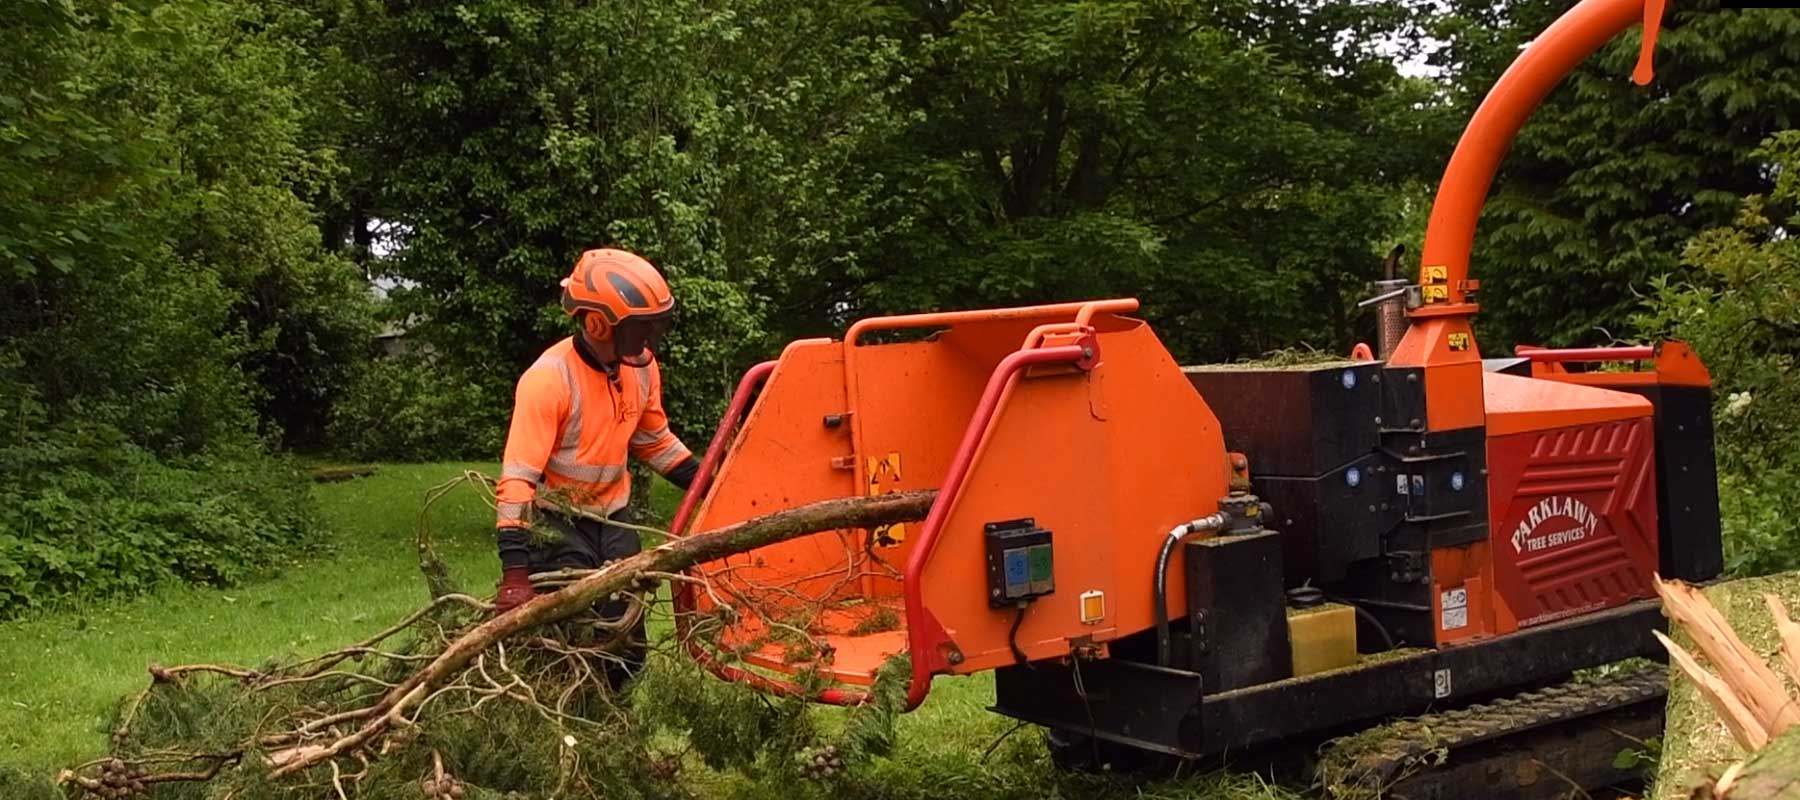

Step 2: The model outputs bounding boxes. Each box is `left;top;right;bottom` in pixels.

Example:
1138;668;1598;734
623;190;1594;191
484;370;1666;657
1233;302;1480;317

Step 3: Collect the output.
529;511;648;687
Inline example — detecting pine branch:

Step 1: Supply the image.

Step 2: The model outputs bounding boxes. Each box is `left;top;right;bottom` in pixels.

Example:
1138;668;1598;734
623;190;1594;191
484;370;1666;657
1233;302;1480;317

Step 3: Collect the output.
268;490;937;776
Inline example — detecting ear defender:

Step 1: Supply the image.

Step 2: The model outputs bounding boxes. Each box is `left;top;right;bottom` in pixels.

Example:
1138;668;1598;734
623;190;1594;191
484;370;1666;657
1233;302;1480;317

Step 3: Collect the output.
583;312;610;341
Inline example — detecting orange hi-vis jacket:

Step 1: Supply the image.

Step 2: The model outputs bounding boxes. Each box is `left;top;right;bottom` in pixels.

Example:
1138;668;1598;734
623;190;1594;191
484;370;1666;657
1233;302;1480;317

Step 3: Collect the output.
495;337;693;535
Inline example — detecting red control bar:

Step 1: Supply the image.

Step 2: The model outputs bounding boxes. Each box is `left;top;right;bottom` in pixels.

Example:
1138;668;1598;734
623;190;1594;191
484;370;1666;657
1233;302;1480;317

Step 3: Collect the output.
1515;345;1655;363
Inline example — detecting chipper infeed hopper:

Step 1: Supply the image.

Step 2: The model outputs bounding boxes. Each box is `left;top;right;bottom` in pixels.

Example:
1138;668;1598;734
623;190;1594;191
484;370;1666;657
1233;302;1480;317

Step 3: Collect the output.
670;300;1246;709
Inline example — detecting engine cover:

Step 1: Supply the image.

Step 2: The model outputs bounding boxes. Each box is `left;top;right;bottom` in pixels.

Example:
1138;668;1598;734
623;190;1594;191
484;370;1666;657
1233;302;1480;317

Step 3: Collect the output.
1486;418;1659;629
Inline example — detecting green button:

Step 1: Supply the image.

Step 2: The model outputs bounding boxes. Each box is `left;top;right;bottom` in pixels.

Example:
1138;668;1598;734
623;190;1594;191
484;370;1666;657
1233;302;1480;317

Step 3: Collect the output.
1027;544;1054;594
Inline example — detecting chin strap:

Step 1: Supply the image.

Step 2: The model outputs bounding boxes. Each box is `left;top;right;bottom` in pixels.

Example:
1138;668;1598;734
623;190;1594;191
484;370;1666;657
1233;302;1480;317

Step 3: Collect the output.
573;332;623;383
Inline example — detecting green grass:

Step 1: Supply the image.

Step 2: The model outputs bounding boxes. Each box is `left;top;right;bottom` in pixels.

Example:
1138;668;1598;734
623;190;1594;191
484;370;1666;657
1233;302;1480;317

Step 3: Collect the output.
0;463;504;771
0;464;1291;798
831;673;1294;800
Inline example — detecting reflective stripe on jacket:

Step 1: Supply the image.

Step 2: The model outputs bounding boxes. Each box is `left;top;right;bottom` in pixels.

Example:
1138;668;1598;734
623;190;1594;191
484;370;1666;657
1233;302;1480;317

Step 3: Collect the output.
496;337;692;528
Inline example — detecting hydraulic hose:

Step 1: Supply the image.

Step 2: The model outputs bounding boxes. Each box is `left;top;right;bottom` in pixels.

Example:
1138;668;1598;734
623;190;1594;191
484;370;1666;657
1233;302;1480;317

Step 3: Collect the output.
1154;512;1230;667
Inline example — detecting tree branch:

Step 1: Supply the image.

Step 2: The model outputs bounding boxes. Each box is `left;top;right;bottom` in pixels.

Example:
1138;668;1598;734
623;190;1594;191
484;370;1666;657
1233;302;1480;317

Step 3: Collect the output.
269;490;937;776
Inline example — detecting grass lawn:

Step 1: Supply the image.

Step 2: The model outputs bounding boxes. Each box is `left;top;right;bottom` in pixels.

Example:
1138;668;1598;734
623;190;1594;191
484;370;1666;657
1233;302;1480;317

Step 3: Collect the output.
0;463;1292;798
0;463;505;772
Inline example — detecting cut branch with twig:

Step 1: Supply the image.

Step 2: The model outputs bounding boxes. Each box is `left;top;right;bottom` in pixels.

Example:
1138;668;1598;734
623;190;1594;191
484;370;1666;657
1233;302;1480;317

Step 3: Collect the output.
269;489;935;776
65;473;936;797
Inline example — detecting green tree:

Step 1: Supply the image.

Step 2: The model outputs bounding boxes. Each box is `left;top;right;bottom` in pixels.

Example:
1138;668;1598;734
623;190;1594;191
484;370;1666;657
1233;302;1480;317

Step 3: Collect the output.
3;0;250;453
807;0;1439;360
339;0;1438;451
2;0;373;452
327;0;913;442
1637;131;1800;575
1431;1;1800;350
1;0;367;612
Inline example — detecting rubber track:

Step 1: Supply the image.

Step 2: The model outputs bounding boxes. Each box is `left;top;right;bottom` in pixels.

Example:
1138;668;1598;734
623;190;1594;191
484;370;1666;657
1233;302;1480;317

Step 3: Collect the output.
1319;668;1668;797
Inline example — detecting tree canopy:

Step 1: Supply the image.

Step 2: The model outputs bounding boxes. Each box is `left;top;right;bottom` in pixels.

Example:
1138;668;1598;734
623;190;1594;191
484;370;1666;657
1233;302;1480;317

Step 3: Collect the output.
1432;0;1800;349
322;0;1444;437
4;0;1800;610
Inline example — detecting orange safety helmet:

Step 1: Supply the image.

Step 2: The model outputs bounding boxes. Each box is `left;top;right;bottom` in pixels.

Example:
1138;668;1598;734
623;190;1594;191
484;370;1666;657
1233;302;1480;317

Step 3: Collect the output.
561;248;676;367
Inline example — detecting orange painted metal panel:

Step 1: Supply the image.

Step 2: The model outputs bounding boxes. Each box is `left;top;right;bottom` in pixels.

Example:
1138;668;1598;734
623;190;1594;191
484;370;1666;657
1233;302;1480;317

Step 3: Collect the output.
1483;372;1652;436
921;320;1233;674
1649;342;1712;388
685;340;884;680
1389;317;1487;432
1432;543;1498;645
682;302;1235;702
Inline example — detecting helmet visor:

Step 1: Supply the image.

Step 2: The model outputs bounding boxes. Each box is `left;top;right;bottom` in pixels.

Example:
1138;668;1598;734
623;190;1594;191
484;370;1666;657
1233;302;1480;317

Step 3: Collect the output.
615;312;673;367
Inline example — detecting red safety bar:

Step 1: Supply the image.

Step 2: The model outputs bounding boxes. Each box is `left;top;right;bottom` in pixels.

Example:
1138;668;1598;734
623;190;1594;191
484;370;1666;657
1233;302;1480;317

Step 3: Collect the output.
1515;345;1655;363
843;299;1134;347
899;341;1093;709
692;652;866;705
670;360;778;538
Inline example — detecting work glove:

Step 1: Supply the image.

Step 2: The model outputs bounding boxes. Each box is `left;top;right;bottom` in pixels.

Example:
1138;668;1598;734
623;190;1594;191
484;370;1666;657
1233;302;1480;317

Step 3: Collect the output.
494;567;535;614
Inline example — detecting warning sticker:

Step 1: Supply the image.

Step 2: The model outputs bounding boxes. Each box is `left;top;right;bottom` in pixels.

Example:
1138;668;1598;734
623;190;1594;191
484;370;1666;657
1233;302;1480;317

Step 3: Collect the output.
1441;587;1468;631
1423;285;1449;303
1443;607;1467;631
866;452;905;546
1424;265;1448;283
1447;332;1470;351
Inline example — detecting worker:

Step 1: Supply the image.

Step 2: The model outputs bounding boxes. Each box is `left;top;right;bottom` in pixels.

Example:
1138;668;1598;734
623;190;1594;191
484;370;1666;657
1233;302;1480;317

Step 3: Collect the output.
491;248;701;678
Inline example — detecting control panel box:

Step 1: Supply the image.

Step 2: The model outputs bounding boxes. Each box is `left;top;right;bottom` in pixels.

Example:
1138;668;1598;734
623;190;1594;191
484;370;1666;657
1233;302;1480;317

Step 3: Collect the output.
984;518;1054;607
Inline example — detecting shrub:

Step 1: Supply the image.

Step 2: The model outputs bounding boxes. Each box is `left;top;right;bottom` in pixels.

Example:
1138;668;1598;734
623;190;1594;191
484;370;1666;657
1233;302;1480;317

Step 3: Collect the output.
328;356;509;462
1718;469;1800;578
1637;131;1800;576
0;424;320;619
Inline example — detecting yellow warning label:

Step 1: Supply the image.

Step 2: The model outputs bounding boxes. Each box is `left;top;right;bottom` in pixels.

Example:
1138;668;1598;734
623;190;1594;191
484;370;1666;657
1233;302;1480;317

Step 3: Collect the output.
1424;265;1448;283
1423;285;1449;303
866;452;905;545
1447;333;1470;351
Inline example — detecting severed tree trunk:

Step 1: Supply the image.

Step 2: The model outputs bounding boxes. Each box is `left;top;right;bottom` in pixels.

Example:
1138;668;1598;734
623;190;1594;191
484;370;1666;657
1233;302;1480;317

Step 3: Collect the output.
269;489;937;776
1654;576;1800;799
1691;727;1800;799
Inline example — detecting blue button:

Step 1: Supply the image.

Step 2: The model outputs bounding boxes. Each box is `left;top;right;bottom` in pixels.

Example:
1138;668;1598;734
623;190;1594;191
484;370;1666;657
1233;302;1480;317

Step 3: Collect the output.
1004;549;1029;593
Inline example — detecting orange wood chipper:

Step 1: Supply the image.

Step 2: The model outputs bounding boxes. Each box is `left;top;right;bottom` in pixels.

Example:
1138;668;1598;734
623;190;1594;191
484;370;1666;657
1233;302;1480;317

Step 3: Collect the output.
669;0;1719;770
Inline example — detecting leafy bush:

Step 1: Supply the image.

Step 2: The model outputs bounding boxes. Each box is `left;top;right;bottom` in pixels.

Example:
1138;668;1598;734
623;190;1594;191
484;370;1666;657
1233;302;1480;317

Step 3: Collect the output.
0;424;320;619
328;356;509;462
1638;131;1800;576
1718;470;1800;578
